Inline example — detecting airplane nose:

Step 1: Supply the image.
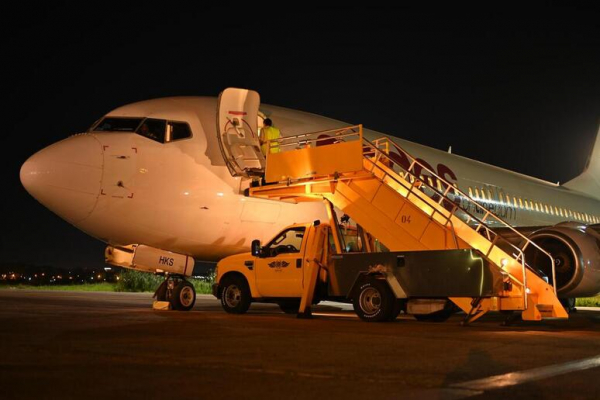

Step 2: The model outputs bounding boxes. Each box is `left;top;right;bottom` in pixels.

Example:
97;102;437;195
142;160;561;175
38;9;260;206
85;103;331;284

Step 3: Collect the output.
20;134;103;224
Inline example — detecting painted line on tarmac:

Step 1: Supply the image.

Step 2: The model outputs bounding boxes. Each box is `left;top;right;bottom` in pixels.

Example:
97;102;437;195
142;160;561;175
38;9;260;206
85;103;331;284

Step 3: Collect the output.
403;354;600;400
452;354;600;392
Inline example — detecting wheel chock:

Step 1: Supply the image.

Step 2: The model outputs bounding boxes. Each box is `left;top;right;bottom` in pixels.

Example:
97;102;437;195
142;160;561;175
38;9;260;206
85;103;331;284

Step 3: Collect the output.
152;301;171;311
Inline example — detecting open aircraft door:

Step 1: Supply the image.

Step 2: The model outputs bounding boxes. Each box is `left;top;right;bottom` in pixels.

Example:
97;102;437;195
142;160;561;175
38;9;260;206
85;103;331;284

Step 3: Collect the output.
217;88;266;177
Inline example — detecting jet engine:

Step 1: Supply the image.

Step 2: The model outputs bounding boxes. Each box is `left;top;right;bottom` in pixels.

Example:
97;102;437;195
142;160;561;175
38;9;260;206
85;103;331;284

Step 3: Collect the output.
524;222;600;298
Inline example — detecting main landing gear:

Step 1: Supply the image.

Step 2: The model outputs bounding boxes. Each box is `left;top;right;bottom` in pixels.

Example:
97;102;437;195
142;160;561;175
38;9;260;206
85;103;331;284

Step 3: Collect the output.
154;275;196;311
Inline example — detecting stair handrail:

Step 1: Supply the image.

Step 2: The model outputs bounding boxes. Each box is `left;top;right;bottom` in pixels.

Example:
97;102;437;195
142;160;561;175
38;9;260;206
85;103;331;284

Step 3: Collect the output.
266;126;556;299
360;140;531;308
268;125;362;152
369;136;556;295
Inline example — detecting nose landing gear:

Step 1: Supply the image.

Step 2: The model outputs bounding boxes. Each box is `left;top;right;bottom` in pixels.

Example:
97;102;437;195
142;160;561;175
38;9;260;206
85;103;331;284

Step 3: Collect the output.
153;275;196;311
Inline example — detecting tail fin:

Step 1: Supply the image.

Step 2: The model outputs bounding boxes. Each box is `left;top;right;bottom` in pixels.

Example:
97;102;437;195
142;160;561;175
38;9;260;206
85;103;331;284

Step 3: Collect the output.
563;124;600;200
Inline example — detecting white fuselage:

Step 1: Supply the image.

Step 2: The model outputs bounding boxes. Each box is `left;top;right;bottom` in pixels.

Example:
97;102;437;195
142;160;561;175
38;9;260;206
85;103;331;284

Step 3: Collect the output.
20;96;600;262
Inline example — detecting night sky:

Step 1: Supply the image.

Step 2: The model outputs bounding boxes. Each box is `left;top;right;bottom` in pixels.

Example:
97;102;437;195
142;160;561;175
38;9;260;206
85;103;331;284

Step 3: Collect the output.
2;4;599;270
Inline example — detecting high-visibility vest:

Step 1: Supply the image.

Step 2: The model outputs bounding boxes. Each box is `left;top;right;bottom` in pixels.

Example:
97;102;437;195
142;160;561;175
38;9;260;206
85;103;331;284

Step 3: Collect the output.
261;126;281;154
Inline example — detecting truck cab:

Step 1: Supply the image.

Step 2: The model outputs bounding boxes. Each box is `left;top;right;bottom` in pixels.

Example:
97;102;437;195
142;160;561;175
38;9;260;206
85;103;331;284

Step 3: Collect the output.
213;220;337;314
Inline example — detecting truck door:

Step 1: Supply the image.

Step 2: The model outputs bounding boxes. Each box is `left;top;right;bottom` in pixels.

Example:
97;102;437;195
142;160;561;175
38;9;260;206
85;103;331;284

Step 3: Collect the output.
255;226;306;297
216;87;266;177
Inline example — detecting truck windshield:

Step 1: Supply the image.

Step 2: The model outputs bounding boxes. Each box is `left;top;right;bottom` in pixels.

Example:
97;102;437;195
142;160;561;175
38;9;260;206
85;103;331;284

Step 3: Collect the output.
93;117;143;132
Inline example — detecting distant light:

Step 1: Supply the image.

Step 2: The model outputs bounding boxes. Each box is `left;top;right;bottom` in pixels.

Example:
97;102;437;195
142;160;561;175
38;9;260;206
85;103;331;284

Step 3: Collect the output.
97;274;101;279
217;192;224;197
104;267;112;271
116;276;120;281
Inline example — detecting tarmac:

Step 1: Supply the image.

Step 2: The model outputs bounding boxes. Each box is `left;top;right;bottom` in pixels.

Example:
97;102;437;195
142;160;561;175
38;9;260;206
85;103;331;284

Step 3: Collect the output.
0;290;599;399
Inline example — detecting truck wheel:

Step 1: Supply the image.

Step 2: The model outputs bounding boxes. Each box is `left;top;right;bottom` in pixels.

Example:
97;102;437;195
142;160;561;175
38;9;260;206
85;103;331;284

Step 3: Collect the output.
353;278;394;322
278;300;301;314
220;276;251;314
171;280;196;311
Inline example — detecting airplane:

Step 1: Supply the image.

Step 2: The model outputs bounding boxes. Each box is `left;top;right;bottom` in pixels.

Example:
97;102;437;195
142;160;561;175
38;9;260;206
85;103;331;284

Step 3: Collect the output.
20;88;600;311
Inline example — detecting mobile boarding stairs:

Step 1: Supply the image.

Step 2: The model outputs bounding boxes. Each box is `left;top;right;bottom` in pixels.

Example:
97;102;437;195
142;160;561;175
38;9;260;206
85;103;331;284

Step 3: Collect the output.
249;125;568;323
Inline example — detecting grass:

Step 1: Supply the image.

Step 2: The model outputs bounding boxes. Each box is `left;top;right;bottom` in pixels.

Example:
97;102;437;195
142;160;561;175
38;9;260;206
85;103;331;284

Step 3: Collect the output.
0;270;214;295
576;296;600;307
0;283;117;292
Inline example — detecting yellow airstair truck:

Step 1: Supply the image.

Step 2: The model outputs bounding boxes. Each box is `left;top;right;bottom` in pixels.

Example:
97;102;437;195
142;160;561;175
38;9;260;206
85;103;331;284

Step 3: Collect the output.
212;125;568;324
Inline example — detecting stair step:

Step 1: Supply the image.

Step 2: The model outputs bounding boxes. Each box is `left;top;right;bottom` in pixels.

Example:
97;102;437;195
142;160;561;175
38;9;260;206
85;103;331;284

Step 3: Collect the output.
537;304;554;317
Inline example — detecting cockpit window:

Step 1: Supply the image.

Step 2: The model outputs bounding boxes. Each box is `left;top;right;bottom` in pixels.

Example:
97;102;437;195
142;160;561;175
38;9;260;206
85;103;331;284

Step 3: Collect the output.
92;117;191;144
168;122;192;141
137;118;166;143
93;117;143;132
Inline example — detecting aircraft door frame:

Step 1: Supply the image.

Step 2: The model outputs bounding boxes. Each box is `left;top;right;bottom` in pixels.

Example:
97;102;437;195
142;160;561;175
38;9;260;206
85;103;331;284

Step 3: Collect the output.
216;88;266;177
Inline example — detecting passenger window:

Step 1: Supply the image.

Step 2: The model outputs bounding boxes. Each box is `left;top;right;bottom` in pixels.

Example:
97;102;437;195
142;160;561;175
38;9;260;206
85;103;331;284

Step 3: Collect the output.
167;122;192;142
265;227;306;257
498;189;505;204
137;119;166;143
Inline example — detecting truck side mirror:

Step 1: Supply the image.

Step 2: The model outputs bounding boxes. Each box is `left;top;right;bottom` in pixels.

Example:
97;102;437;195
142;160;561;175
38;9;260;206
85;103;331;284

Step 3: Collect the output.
251;240;261;257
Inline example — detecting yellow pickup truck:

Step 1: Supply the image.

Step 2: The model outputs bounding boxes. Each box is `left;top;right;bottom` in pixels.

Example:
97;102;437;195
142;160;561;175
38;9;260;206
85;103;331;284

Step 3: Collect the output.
212;219;506;322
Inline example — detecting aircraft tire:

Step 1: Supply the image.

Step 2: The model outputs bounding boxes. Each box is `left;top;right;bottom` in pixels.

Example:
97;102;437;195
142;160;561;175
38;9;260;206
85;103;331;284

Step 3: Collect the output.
154;280;168;302
171;280;196;311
